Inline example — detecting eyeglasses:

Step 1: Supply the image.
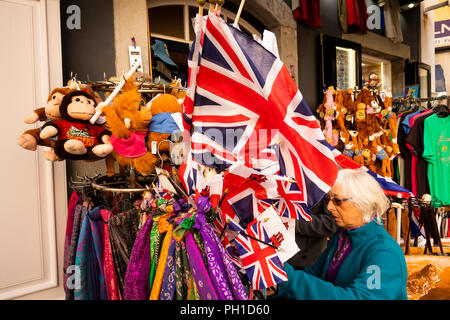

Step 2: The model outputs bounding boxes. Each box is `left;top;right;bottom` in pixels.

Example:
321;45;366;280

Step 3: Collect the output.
324;195;352;206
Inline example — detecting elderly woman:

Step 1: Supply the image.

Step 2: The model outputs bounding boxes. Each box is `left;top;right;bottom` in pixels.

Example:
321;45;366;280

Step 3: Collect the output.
270;169;408;300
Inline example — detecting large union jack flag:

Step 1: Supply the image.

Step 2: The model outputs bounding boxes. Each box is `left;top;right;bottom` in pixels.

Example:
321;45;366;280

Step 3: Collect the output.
183;12;338;210
234;220;288;290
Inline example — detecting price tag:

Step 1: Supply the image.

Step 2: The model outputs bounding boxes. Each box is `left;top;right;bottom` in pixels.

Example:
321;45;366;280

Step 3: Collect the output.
151;141;157;154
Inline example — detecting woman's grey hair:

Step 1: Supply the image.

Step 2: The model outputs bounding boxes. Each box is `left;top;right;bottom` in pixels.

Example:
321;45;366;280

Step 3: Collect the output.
334;168;390;224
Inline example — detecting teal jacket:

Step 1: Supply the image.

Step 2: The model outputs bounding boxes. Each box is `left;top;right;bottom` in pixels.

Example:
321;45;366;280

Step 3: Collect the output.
273;220;408;300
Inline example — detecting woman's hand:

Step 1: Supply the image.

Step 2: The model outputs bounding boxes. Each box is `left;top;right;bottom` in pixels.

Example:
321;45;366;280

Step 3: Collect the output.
266;286;278;297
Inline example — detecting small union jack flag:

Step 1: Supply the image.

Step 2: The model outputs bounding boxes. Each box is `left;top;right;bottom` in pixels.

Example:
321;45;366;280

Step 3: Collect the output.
234;220;288;290
276;179;312;221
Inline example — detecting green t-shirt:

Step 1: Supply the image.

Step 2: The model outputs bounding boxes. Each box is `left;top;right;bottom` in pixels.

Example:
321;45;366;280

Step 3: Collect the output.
422;114;450;206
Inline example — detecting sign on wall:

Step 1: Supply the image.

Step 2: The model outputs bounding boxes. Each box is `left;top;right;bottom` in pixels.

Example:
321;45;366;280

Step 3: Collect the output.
435;19;450;48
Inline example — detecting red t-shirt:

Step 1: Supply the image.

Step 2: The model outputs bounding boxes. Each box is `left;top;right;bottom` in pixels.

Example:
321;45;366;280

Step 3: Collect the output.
53;120;105;147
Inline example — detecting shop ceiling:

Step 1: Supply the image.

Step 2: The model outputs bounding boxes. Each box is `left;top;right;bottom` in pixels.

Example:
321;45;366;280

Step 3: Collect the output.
398;0;424;4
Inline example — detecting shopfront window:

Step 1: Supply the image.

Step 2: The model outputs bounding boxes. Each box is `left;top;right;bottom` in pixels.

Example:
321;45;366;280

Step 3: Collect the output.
149;2;261;44
362;54;392;93
148;1;263;85
336;46;357;90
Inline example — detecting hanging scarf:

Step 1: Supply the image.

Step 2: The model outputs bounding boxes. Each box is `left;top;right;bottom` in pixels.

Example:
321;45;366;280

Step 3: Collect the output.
100;209;120;300
74;207;108;300
185;232;219;300
63;191;80;294
188;274;201;300
326;228;352;283
148;221;161;290
65;203;86;300
123;216;153;300
149;215;173;300
159;238;177;300
191;229;209;267
195;198;248;300
174;240;191;300
194;211;234;300
108;209;140;298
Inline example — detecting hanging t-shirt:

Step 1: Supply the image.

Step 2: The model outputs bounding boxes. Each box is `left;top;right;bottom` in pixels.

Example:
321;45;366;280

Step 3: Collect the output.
405;111;434;198
422;114;450;206
398;110;418;190
406;110;432;196
401;110;420;135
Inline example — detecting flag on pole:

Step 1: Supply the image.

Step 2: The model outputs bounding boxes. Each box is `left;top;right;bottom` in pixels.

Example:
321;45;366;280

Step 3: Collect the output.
184;12;339;212
234;220;288;290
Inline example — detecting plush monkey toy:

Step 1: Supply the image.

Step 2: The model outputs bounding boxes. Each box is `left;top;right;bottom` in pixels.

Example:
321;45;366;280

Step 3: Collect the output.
102;78;158;176
18;87;74;161
322;87;336;145
335;90;349;145
147;93;183;155
363;90;383;142
40;91;113;160
355;102;369;150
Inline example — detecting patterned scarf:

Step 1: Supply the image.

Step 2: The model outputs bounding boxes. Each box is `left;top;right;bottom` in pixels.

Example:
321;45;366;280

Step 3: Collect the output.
148;222;161;290
185;232;218;300
123;216;153;300
74;207;108;300
100;209;120;300
108;209;140;298
159;238;177;300
149;215;173;300
194;213;234;300
65;205;87;300
63;192;80;294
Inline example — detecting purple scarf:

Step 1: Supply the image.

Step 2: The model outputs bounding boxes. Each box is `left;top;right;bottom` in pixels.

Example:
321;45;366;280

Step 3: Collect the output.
123;216;153;300
326;228;352;283
195;197;248;300
194;212;234;300
185;232;219;300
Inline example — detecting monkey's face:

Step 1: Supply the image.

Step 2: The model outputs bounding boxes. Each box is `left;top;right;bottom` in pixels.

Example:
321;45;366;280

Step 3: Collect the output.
45;92;65;120
67;95;96;121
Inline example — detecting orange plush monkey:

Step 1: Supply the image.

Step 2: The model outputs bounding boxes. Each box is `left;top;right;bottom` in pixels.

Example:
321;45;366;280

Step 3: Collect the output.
102;77;158;175
147;93;183;155
355;102;369;150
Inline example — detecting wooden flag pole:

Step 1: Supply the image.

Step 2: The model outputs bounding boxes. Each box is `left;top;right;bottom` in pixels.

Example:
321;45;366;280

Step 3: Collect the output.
198;0;205;15
90;63;140;124
233;0;246;27
209;0;217;13
217;0;225;14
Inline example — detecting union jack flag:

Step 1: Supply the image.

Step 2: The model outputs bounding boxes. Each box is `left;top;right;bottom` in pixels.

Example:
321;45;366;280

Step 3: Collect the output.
234;220;288;290
276;180;312;221
178;148;199;196
183;12;338;210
